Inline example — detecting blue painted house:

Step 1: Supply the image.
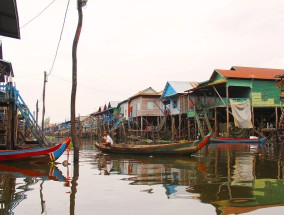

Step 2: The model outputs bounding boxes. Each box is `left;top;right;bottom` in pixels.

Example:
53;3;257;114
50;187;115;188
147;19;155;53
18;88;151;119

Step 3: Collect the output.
160;81;199;139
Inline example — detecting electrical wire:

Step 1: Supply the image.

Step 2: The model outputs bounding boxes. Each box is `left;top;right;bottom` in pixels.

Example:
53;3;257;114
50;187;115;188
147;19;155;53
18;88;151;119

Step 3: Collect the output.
51;74;130;96
20;0;57;29
47;0;71;76
0;0;57;40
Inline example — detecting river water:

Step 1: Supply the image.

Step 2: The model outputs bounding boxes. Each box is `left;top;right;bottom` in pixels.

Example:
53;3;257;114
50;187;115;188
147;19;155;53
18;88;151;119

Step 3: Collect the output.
1;138;284;215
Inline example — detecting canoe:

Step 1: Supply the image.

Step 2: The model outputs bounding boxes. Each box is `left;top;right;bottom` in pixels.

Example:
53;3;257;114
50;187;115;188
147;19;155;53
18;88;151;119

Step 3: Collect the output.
94;133;211;156
0;138;71;162
210;136;267;144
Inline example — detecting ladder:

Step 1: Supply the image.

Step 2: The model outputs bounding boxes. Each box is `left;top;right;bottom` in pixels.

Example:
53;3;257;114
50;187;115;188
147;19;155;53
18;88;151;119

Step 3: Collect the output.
277;108;284;141
13;87;49;147
194;108;212;138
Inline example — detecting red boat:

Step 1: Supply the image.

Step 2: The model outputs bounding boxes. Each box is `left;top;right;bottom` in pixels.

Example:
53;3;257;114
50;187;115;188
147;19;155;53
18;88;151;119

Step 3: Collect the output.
0;138;71;162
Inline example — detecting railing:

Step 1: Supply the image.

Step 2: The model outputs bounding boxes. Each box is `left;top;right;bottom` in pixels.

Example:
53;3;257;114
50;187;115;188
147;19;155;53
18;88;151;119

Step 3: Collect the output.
187;97;249;117
0;84;14;100
14;87;50;146
0;84;49;146
207;97;248;108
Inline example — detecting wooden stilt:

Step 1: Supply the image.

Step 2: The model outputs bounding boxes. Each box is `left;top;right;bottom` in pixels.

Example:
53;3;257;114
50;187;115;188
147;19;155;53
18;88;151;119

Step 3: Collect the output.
226;86;230;137
215;107;218;137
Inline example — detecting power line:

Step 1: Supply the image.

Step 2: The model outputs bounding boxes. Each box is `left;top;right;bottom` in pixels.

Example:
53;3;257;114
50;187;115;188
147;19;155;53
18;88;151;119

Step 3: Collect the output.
0;0;57;40
47;0;71;76
51;74;130;96
20;0;57;29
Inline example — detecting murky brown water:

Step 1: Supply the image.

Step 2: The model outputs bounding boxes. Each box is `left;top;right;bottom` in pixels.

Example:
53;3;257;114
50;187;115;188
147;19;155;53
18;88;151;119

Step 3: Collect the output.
1;138;284;215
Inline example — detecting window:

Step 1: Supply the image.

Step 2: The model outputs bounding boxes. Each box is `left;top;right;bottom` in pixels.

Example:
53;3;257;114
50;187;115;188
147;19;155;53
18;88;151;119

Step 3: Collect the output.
147;102;154;110
172;100;177;109
137;103;140;110
261;89;268;101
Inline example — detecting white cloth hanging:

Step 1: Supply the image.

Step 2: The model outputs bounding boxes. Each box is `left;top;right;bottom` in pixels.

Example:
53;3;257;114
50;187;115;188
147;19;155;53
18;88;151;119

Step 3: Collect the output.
230;99;253;128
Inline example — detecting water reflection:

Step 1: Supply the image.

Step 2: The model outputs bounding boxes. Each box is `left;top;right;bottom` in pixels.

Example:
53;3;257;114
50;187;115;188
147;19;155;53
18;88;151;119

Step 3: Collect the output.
94;143;284;214
1;139;284;215
0;162;67;215
192;144;284;214
94;153;209;199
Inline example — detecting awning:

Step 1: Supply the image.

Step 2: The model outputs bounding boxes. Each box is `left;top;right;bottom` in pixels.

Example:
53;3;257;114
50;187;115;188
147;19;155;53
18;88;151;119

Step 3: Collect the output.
0;0;21;39
207;80;227;86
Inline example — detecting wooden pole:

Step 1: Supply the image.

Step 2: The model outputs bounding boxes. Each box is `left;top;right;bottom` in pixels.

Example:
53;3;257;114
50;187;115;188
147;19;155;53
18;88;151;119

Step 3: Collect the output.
42;71;47;135
215;107;218;137
226;86;229;137
171;116;175;140
179;113;181;139
6;103;13;149
187;118;190;140
36;99;39;125
276;107;278;129
71;0;84;163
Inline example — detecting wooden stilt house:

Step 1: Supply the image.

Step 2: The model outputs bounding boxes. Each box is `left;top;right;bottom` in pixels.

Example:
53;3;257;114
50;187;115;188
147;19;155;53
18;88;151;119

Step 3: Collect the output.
128;87;163;140
0;1;49;148
188;66;283;140
160;81;199;140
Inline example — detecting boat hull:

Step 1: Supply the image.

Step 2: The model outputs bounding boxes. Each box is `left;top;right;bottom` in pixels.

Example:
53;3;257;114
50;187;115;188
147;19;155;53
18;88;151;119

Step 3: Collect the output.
0;138;71;162
0;162;66;182
95;134;211;156
210;137;266;144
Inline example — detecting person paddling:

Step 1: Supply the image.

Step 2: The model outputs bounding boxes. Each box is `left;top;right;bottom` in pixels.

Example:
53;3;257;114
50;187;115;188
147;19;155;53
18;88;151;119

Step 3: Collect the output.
102;131;113;147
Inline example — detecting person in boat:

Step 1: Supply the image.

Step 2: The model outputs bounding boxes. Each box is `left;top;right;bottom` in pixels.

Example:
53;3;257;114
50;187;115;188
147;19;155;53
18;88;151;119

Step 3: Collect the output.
102;131;113;147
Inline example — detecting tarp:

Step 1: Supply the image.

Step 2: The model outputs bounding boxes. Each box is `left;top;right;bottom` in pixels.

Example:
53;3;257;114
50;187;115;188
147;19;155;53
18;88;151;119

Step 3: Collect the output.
230;99;253;128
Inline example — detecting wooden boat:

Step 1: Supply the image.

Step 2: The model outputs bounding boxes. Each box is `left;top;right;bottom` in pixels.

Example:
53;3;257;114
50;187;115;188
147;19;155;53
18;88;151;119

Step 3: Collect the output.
0;162;66;182
0;138;71;162
94;133;211;155
210;136;267;144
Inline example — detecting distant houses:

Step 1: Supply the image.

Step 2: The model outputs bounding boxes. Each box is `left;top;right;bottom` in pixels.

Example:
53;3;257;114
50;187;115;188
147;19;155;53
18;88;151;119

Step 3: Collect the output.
44;66;284;143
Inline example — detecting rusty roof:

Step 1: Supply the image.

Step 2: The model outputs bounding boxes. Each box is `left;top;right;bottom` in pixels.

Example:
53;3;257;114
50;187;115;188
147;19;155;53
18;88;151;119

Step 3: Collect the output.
214;66;284;80
129;87;161;100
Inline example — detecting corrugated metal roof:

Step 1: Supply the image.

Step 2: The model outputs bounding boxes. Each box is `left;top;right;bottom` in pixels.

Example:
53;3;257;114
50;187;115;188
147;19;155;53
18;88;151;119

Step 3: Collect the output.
215;66;284;80
129;87;160;99
168;81;199;93
161;81;199;98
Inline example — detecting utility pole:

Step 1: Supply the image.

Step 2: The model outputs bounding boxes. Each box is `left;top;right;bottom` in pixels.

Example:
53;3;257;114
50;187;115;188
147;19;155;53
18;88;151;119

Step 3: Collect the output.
42;71;47;135
36;99;39;124
71;0;87;163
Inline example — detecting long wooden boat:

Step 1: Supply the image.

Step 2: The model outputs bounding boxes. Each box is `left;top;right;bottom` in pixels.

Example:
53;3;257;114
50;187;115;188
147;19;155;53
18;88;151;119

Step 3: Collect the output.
0;162;66;182
210;136;267;144
0;138;71;162
94;133;211;155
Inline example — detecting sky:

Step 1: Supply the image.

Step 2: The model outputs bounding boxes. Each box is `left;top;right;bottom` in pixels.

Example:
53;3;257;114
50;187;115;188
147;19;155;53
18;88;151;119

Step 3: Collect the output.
2;0;284;123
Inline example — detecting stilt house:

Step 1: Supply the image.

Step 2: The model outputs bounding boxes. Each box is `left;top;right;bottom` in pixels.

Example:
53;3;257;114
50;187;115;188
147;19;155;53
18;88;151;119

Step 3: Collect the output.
160;81;199;140
188;66;283;139
128;87;163;138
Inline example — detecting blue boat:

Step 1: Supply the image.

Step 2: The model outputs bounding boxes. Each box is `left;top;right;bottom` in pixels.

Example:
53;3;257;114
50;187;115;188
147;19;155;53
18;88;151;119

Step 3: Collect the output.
210;137;267;144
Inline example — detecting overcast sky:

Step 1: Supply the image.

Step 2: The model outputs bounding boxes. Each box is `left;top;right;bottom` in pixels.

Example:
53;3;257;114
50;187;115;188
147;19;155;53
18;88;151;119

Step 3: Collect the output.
2;0;284;123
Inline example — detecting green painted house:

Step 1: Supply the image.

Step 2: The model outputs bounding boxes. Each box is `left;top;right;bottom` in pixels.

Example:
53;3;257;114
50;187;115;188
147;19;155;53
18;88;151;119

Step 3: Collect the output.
188;66;284;138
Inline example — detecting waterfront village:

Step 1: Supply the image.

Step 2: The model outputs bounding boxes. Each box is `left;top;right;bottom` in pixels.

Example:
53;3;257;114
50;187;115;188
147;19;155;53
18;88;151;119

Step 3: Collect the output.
2;60;284;149
1;0;284;149
42;66;284;145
